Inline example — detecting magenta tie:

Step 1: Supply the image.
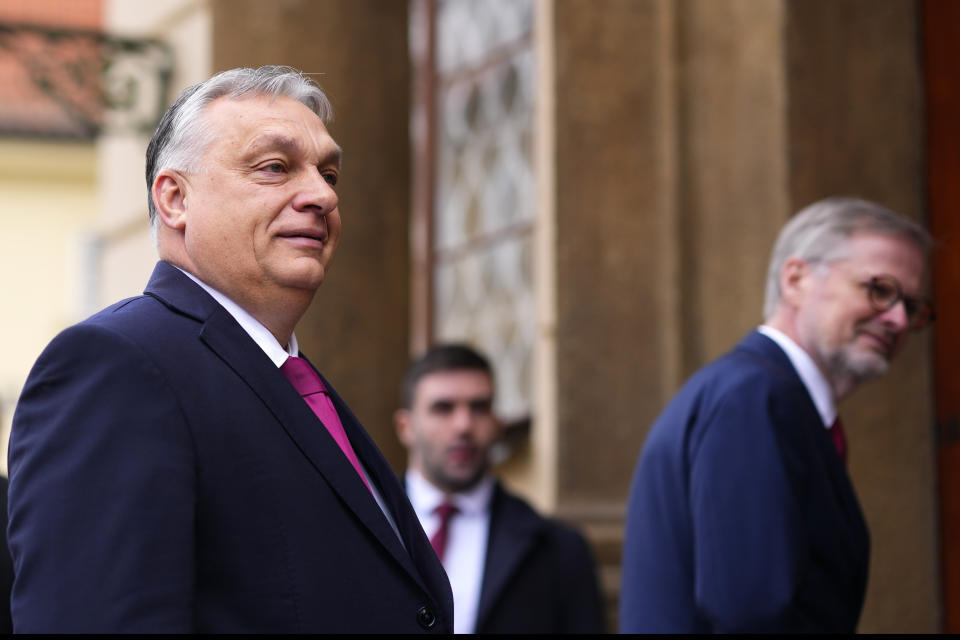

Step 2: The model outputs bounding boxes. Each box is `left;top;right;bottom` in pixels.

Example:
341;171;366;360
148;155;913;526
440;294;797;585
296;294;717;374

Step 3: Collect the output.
280;356;371;492
830;416;847;464
430;501;458;562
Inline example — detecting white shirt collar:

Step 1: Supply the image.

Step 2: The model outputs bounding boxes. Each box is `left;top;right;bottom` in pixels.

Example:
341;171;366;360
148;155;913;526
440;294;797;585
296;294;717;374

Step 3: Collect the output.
757;325;836;428
175;266;298;367
405;467;495;518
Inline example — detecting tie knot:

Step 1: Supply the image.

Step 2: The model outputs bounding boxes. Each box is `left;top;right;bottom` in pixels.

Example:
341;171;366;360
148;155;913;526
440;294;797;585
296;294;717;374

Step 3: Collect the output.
280;356;327;396
434;500;458;522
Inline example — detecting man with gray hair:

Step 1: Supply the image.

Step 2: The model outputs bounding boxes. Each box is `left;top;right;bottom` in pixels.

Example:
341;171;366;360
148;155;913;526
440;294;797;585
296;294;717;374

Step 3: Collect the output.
8;66;453;633
619;197;933;633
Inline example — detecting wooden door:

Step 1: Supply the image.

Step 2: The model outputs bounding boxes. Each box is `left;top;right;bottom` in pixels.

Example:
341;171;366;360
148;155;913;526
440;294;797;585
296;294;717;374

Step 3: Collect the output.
924;0;960;631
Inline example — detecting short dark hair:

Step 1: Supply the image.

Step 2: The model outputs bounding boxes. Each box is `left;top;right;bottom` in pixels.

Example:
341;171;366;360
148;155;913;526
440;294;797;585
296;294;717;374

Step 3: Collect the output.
401;343;493;409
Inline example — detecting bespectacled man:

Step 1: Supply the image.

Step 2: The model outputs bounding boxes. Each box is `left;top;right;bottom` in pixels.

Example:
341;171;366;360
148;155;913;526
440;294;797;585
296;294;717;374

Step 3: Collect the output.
620;196;931;633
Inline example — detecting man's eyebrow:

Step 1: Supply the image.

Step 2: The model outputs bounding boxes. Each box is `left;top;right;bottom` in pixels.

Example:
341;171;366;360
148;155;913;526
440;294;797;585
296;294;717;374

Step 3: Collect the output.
327;145;343;168
428;395;491;406
244;134;303;157
244;134;342;167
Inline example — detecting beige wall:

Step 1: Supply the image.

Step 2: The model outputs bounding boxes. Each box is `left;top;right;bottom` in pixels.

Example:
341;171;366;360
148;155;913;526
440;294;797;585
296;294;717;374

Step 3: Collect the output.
96;0;212;306
550;0;937;632
0;140;100;474
0;0;212;473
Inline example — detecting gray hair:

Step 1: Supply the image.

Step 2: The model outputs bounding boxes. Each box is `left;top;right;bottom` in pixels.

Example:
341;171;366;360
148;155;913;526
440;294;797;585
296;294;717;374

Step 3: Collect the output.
762;196;931;319
145;65;333;233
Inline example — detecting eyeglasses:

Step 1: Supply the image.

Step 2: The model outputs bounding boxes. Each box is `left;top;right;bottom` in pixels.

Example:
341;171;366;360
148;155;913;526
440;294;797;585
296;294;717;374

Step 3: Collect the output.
860;275;934;331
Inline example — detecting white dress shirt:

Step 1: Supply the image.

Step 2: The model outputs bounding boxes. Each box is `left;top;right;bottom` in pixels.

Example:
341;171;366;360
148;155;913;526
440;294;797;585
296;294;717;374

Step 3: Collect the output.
758;324;836;428
406;468;494;634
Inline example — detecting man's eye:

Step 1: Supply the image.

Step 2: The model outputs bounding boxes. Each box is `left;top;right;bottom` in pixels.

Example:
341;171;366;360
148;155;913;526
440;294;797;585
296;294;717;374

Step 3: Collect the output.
322;171;338;186
873;284;897;303
470;400;492;415
430;402;454;415
263;163;285;173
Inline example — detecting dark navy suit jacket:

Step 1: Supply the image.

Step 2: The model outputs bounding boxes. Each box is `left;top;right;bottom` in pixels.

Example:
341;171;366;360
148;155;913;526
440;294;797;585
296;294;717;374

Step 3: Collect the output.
474;483;605;633
619;330;869;633
0;476;11;634
8;261;453;633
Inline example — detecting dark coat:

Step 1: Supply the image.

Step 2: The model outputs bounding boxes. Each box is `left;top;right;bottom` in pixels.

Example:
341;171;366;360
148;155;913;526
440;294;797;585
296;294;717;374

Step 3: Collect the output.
475;483;606;634
8;261;453;633
620;330;870;633
0;475;11;634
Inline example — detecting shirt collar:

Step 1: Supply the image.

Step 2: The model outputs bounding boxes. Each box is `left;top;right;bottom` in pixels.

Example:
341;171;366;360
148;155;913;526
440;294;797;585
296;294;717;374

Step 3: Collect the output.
757;325;836;427
175;266;298;367
405;468;495;518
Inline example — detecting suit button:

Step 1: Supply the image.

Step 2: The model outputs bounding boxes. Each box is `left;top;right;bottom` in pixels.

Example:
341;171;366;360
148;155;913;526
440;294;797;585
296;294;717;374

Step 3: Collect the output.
417;605;437;630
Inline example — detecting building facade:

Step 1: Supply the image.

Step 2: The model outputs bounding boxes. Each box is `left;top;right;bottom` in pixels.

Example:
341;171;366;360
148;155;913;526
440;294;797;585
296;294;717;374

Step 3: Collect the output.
2;0;955;632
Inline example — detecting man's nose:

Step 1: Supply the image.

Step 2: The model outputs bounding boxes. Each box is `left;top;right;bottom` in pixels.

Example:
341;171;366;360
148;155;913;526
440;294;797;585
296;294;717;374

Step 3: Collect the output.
451;406;473;432
293;169;339;215
879;298;911;332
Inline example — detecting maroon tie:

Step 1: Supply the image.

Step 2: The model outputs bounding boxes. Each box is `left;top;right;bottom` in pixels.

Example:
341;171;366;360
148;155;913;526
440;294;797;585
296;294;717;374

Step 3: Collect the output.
280;356;371;492
830;416;847;464
430;501;458;562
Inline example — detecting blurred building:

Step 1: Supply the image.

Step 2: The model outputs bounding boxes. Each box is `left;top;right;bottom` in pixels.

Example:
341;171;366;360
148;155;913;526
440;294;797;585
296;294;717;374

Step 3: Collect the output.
1;0;958;633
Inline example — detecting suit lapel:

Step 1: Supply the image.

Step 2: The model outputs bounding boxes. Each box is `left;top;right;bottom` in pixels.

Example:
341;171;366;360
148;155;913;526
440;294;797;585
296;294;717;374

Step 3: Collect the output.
143;262;435;598
476;484;543;629
741;331;869;551
315;366;454;612
201;315;414;558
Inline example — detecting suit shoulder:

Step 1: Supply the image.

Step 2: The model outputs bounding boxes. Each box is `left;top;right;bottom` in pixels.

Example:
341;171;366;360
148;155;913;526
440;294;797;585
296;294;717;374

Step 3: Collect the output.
86;293;187;333
492;484;542;523
39;299;148;354
664;339;805;420
43;293;197;358
704;342;799;391
639;338;812;465
493;485;592;550
22;296;196;402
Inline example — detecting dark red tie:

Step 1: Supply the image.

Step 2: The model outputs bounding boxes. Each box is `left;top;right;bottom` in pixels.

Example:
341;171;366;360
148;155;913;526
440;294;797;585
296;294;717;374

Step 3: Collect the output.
430;501;458;562
280;356;371;492
830;416;847;464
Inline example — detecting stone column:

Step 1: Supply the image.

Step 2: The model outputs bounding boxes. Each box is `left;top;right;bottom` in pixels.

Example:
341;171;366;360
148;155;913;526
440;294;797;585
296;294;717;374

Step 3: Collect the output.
550;0;936;632
785;0;936;632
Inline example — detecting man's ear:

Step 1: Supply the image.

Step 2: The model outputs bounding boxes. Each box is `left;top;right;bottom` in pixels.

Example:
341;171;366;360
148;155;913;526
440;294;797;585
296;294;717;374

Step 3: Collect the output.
394;409;413;446
780;256;811;307
152;169;189;231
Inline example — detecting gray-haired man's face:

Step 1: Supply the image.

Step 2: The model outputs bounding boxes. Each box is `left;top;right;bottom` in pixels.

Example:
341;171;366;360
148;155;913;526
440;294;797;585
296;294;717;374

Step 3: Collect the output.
793;232;926;394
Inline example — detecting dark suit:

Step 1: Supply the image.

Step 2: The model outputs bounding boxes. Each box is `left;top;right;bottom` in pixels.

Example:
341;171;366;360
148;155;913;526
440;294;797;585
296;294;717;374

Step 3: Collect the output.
441;481;606;634
619;330;869;633
0;476;11;634
8;261;453;633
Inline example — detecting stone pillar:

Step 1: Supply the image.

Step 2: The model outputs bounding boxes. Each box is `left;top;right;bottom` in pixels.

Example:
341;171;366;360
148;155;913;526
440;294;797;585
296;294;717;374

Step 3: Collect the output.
211;0;412;469
550;8;681;624
551;0;936;632
785;0;937;632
